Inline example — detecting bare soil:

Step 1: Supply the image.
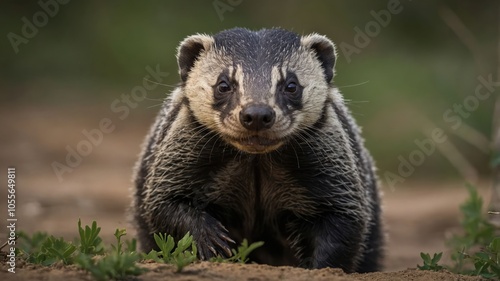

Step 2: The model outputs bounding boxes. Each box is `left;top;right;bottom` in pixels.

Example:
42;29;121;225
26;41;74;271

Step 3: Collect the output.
0;105;492;280
0;261;485;281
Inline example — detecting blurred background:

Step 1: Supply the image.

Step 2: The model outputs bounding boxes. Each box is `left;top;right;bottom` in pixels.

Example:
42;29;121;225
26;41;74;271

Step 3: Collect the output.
0;0;498;271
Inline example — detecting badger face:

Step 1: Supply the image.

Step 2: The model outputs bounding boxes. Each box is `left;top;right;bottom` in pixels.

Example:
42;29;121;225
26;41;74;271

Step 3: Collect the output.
177;28;337;154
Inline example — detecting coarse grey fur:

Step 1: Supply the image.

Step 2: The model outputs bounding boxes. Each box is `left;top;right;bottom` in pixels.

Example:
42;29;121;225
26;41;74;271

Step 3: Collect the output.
131;28;383;273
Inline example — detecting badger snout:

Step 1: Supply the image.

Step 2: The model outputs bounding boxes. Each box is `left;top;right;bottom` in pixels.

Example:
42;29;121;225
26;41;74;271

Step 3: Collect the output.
239;104;276;131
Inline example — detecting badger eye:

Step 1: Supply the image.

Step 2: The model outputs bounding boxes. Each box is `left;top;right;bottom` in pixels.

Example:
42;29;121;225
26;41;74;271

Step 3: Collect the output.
217;81;232;93
284;82;297;94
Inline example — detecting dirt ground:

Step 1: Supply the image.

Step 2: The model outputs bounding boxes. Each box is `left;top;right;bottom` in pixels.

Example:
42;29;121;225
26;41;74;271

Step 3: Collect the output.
0;105;493;280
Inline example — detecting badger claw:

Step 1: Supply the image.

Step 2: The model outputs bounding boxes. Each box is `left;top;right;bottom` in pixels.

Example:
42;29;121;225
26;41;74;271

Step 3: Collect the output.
194;212;235;260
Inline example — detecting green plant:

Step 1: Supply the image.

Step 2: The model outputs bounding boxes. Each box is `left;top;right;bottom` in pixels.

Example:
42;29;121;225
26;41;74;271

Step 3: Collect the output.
77;219;104;255
447;184;496;273
125;236;137;252
76;252;144;281
417;252;444;271
228;239;264;263
17;220;145;280
462;237;500;278
16;231;48;258
210;239;264;264
417;184;500;279
16;219;266;279
111;229;127;254
17;232;76;266
143;232;197;272
42;236;77;265
75;228;145;281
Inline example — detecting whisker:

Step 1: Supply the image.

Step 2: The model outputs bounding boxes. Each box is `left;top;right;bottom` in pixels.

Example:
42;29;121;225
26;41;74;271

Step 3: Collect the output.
336;80;370;89
143;78;179;88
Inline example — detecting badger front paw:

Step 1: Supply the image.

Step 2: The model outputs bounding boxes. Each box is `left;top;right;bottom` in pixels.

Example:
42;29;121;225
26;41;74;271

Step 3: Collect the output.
194;213;235;260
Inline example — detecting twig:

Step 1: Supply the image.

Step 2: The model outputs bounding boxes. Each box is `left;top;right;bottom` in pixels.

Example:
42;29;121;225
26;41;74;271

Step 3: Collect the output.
421;117;478;183
450;122;491;154
439;5;487;73
0;240;8;251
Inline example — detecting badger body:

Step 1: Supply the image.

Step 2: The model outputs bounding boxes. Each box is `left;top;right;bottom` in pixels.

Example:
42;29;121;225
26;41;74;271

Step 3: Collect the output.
132;28;383;272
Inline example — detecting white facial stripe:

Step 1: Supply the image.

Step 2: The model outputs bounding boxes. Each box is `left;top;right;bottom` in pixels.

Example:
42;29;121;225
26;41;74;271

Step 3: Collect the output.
234;64;252;104
261;65;283;108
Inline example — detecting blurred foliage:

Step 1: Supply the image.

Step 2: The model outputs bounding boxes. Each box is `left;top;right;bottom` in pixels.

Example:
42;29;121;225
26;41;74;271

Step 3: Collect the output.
0;0;498;179
419;186;500;278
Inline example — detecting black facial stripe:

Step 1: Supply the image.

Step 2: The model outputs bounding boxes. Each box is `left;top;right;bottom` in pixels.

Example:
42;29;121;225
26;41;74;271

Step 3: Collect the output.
213;70;230;106
212;69;240;121
275;71;303;114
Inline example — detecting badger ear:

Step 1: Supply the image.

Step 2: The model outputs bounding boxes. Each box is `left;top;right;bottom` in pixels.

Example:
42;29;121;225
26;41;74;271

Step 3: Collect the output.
177;34;214;82
301;34;336;83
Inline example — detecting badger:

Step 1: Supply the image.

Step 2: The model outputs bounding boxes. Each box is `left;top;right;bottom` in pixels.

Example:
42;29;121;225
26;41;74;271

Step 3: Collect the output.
132;28;383;273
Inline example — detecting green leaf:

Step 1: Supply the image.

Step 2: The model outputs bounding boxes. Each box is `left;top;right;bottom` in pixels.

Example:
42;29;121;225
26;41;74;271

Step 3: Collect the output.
239;240;264;263
76;251;146;281
473;259;489;275
417;252;443;271
223;239;264;264
150;232;198;271
420;252;431;264
112;228;127;254
431;252;442;264
153;233;175;261
143;250;162;262
172;232;193;257
77;219;104;255
126;238;137;253
490;237;500;252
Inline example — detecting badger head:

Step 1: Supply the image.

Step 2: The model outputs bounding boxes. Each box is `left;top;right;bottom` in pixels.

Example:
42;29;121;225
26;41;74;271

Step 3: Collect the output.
177;28;336;154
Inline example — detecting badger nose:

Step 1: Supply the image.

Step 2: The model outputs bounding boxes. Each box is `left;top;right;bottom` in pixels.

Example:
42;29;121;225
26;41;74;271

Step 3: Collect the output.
239;104;276;131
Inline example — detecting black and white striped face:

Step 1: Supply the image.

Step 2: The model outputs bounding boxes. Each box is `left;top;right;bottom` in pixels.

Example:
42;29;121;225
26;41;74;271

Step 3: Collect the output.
177;28;336;154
